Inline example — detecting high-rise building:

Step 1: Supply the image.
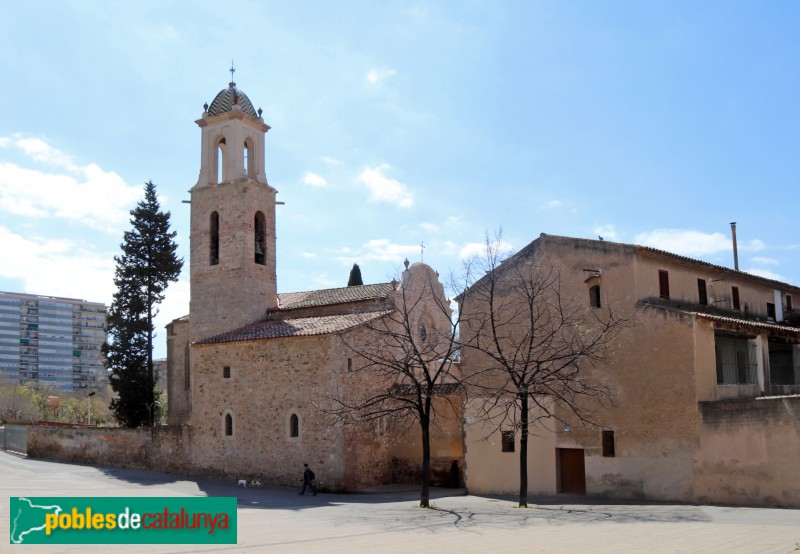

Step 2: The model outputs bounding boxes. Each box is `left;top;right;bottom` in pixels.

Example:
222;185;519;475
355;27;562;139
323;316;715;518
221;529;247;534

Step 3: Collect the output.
0;291;107;391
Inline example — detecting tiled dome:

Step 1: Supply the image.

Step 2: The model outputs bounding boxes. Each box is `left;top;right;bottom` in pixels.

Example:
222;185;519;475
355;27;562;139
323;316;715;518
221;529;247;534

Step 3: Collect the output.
207;82;258;118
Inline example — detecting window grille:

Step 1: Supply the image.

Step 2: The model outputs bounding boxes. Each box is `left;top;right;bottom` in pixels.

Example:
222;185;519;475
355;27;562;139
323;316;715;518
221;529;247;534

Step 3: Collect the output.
602;430;615;457
589;285;601;308
697;279;707;306
501;431;515;452
658;270;670;299
715;335;758;385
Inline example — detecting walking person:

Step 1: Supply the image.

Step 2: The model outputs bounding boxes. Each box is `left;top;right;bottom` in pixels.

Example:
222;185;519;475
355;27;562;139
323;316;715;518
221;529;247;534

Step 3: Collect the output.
299;463;317;496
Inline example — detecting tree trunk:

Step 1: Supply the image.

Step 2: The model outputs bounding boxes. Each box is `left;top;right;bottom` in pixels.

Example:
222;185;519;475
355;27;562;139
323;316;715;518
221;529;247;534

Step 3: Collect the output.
420;414;431;508
519;392;529;508
147;286;154;427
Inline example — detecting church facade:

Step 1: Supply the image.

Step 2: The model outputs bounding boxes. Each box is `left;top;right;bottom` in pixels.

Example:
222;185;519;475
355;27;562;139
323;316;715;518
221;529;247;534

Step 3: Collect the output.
166;80;462;490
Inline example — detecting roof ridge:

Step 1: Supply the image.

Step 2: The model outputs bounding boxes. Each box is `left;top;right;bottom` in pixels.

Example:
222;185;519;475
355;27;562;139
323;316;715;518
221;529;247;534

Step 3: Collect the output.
278;282;393;297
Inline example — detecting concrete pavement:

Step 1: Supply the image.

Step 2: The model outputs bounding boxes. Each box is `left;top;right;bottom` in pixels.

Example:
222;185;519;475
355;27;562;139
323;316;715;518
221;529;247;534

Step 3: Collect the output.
2;451;799;553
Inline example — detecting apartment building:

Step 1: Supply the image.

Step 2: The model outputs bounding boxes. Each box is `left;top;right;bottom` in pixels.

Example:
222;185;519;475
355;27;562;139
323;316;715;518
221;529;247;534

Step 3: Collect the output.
0;291;107;391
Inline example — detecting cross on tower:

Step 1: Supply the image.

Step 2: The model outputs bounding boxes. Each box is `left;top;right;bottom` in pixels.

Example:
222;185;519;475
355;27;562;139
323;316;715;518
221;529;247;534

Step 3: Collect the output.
420;241;425;262
229;61;236;82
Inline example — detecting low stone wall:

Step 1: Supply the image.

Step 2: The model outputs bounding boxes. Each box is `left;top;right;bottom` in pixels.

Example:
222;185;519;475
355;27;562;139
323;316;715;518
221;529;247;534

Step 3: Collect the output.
694;396;800;507
391;456;461;487
27;425;191;476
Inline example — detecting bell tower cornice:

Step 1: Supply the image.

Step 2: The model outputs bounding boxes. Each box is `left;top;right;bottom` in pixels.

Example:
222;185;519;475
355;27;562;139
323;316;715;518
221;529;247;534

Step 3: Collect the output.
189;76;279;341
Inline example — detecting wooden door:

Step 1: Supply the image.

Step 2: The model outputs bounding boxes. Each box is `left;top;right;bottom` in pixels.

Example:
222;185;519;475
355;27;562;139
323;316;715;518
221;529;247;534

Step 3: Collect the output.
558;448;586;494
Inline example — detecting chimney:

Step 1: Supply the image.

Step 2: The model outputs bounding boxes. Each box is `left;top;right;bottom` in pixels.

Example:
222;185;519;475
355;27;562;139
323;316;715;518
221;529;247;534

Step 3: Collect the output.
730;222;739;271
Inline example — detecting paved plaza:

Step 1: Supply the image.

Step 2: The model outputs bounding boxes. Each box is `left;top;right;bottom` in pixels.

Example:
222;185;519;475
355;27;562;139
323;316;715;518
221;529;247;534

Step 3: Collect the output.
1;451;799;553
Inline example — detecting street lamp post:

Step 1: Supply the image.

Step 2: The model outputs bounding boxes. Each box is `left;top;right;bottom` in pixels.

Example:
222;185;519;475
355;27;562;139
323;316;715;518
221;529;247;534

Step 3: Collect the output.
87;391;96;426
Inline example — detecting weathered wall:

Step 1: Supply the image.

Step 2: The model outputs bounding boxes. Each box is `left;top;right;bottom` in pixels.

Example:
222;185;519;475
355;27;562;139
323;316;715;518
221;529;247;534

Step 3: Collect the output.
189;178;278;343
693;396;800;507
189;330;394;491
388;394;464;486
463;400;557;495
166;317;191;425
460;236;701;501
27;425;190;475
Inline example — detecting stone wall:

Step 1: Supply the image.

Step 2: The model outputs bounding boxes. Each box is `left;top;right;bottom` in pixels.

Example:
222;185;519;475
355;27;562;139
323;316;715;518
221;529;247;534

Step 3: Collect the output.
188;330;398;491
27;425;190;475
693;396;800;507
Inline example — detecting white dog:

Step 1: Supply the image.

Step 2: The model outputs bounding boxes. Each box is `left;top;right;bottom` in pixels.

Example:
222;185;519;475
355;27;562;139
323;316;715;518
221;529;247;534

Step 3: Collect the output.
250;479;262;488
237;479;247;488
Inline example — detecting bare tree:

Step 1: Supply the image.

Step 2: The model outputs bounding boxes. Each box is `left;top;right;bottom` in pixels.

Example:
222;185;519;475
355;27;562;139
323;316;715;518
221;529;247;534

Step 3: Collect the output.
459;233;630;507
0;386;38;423
328;262;462;507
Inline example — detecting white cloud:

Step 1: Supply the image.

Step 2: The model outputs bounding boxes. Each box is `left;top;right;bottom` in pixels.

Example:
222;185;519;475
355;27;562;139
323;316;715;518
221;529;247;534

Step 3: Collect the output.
459;240;513;260
744;239;765;252
0;136;142;233
634;229;731;257
744;268;786;282
366;67;397;86
441;240;460;256
300;252;317;259
15;137;80;172
154;278;189;338
593;224;618;241
0;225;116;303
312;273;338;288
333;240;418;267
358;164;414;208
420;222;439;233
322;156;343;165
751;256;778;266
544;200;562;210
302;171;328;187
360;239;419;262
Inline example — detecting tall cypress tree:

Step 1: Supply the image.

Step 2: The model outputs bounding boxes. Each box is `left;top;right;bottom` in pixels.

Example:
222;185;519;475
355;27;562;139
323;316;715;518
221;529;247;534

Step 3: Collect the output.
105;181;182;427
347;263;363;286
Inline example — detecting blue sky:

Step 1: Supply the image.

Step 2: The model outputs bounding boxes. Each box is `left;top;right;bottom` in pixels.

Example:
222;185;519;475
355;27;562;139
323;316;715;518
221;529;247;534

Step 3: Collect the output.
1;1;798;358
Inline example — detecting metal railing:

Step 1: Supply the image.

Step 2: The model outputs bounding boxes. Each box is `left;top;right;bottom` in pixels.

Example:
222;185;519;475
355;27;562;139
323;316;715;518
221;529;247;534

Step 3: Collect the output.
0;425;27;454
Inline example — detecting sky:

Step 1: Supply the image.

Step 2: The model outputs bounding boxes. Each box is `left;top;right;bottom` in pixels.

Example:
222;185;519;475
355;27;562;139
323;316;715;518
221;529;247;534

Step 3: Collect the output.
1;1;799;358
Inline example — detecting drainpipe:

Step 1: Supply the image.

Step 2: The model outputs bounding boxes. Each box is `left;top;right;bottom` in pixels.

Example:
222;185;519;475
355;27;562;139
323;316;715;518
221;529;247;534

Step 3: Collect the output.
730;222;739;271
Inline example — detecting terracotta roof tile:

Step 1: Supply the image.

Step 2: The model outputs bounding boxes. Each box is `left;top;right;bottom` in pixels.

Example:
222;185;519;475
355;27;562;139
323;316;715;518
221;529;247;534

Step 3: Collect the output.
278;283;394;310
195;310;390;345
693;312;800;335
645;303;800;336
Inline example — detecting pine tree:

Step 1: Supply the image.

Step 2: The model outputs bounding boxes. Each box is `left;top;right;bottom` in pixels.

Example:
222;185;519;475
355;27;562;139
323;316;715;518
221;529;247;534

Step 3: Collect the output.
347;263;363;286
105;181;182;427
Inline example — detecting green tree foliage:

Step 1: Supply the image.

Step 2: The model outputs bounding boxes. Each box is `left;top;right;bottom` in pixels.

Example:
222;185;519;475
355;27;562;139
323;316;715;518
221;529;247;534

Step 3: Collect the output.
347;263;364;286
105;181;182;427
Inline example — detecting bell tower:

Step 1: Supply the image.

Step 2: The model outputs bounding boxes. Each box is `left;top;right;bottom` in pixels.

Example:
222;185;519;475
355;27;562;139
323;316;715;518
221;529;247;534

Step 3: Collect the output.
189;79;278;342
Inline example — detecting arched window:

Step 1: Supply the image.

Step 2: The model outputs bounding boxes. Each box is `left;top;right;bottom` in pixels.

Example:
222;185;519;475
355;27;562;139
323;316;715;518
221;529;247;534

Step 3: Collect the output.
244;137;255;177
289;413;299;438
589;285;601;308
216;137;227;183
254;211;266;265
225;413;233;436
210;211;219;265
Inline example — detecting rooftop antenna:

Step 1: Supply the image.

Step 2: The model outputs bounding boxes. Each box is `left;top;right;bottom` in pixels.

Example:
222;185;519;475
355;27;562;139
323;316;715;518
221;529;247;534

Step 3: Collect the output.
730;221;739;271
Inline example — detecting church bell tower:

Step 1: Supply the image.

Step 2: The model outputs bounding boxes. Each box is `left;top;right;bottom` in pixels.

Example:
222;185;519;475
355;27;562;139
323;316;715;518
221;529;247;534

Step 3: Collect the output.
189;78;278;342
